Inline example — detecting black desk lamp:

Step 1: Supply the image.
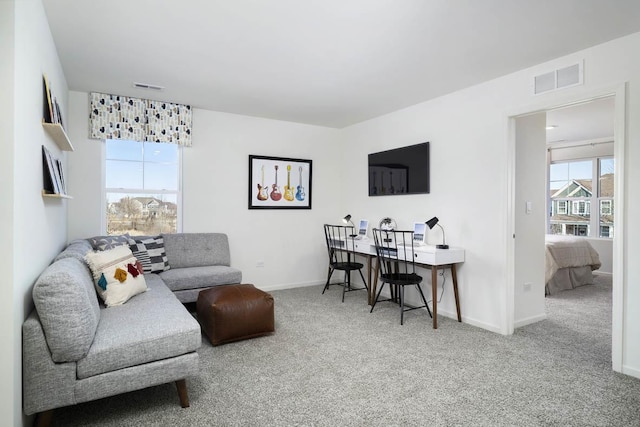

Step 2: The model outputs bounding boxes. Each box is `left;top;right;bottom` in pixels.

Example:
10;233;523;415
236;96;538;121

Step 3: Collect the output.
343;214;357;237
426;217;449;249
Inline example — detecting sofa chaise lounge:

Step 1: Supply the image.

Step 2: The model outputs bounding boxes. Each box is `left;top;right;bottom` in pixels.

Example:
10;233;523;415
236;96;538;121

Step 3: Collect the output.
22;232;242;425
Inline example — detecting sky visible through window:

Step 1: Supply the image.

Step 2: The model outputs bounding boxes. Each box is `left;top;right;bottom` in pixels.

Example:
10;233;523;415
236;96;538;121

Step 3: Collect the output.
550;158;614;188
105;139;178;202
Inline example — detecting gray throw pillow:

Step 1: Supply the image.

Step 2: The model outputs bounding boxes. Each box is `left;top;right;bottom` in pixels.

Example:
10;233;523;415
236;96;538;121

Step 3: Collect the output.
87;233;130;251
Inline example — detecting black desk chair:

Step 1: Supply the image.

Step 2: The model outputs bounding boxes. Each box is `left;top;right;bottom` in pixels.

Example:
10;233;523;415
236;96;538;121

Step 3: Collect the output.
371;228;432;325
323;224;368;302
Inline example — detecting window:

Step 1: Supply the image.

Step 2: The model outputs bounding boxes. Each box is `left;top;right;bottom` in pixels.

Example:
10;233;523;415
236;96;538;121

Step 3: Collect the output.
571;200;590;216
548;157;614;238
105;139;181;236
557;200;567;215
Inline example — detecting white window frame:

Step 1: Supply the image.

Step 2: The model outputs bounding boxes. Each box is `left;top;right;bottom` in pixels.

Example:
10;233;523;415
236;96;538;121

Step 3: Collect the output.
600;200;612;215
102;139;183;235
557;200;567;215
547;156;613;239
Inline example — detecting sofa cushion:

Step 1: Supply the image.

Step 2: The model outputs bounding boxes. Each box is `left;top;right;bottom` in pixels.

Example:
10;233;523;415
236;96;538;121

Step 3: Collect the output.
162;233;231;268
85;246;148;307
87;234;130;251
159;265;242;292
54;239;92;263
32;257;100;362
128;235;170;273
76;275;201;379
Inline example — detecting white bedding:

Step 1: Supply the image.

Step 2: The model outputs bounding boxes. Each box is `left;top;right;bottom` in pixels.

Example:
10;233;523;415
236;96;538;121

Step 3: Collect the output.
545;235;601;285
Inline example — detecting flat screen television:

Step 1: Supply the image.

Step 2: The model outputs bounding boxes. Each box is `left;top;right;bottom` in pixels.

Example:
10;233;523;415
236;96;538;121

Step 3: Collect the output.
368;142;430;196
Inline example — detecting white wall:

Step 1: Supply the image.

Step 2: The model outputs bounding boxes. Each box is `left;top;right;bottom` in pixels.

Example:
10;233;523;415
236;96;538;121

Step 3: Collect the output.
514;113;547;327
67;96;343;291
589;238;613;274
0;2;17;425
340;32;640;377
3;0;70;426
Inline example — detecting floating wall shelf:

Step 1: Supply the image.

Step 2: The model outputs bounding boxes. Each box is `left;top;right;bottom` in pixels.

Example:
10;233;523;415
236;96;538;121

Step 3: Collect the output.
41;190;72;199
42;121;74;151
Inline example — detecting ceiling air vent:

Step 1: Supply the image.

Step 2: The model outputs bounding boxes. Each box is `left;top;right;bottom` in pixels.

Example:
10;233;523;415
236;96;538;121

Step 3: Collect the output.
533;61;583;95
133;82;165;91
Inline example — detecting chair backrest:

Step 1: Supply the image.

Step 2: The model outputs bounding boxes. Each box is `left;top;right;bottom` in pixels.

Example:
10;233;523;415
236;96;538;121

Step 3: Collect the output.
324;224;358;265
372;228;418;278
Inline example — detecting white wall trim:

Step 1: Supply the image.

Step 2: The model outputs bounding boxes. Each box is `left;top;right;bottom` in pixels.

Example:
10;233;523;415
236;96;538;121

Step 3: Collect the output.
611;83;626;373
259;280;325;293
514;313;547;329
505;82;627;373
622;365;640;380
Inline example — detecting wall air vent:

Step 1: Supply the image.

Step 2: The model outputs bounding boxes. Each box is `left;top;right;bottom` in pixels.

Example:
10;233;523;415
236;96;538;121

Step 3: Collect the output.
133;82;165;91
533;61;583;95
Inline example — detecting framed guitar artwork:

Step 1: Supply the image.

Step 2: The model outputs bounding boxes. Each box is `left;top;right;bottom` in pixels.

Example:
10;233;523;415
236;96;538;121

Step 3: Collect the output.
248;155;312;209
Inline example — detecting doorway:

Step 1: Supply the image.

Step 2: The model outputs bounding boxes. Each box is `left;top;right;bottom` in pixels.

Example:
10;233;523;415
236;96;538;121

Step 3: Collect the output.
509;86;625;372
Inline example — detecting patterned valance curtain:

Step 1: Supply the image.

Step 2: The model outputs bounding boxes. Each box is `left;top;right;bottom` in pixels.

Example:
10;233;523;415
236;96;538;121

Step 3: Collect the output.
89;92;192;146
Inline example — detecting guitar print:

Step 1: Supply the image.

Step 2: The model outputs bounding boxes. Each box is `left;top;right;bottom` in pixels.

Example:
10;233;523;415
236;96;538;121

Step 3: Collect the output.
284;165;294;201
295;166;306;201
270;165;282;201
257;165;269;201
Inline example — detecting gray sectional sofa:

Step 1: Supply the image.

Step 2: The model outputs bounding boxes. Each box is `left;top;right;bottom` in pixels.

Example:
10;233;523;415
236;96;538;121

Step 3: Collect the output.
22;233;242;423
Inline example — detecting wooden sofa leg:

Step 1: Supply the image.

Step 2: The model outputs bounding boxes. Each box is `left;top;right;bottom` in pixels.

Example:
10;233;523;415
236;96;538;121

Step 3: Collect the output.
176;379;190;408
34;409;54;427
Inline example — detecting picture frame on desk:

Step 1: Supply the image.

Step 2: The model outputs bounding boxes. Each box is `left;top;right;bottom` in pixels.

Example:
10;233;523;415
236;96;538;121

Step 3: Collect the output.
248;155;312;210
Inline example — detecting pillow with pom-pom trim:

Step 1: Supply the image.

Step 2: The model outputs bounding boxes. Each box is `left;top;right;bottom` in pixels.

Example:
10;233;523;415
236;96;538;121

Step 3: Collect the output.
85;245;147;307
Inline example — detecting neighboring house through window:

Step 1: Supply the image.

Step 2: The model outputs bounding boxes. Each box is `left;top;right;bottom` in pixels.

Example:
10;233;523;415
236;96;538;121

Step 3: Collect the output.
548;156;614;238
104;139;181;235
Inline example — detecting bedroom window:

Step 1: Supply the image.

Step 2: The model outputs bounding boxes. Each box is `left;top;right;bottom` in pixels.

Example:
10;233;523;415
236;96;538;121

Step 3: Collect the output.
548;156;614;239
104;139;181;236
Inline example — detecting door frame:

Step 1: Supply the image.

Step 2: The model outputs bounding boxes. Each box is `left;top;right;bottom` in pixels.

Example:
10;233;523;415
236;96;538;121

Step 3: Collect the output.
505;83;626;372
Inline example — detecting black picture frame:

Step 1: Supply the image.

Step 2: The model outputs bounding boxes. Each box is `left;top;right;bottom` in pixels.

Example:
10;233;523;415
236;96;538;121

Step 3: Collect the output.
248;155;312;209
42;146;59;194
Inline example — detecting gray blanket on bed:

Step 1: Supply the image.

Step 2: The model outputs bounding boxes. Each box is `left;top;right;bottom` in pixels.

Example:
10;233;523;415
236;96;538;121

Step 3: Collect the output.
545;235;601;284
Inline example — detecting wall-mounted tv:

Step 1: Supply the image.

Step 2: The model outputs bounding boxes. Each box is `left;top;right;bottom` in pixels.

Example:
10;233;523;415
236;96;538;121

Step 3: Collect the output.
368;142;429;196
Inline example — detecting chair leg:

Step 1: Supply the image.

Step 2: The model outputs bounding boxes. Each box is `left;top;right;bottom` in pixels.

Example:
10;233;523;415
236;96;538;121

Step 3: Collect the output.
400;285;405;325
370;283;386;313
322;267;334;294
358;268;368;291
415;284;432;318
176;379;190;408
342;271;350;302
35;409;54;427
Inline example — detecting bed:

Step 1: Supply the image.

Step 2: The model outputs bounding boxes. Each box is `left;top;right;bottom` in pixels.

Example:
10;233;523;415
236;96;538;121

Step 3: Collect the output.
545;235;602;295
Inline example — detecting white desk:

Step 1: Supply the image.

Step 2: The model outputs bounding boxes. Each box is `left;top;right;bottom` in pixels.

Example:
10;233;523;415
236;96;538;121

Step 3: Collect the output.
351;238;465;329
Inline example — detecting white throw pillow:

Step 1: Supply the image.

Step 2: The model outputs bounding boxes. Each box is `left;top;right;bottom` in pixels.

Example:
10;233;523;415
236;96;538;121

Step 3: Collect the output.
85;245;148;307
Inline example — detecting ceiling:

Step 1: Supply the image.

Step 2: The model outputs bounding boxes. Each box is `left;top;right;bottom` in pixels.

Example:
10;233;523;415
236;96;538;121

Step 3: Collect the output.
546;97;615;144
42;0;640;129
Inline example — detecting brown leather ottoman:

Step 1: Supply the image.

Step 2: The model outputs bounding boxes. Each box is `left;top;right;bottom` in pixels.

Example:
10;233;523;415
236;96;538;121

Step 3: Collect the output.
197;284;274;346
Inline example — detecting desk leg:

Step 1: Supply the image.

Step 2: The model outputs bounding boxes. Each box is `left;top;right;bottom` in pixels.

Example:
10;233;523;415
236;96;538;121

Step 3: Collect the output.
451;264;461;322
366;255;372;305
371;257;380;306
431;266;438;329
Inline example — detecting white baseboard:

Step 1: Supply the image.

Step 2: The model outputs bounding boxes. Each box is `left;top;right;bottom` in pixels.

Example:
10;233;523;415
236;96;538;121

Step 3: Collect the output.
593;271;612;277
622;364;640;380
514;313;547;329
259;280;324;293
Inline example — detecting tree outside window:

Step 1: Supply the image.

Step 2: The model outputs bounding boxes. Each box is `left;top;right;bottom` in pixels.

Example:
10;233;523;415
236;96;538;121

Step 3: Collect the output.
105;139;180;236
